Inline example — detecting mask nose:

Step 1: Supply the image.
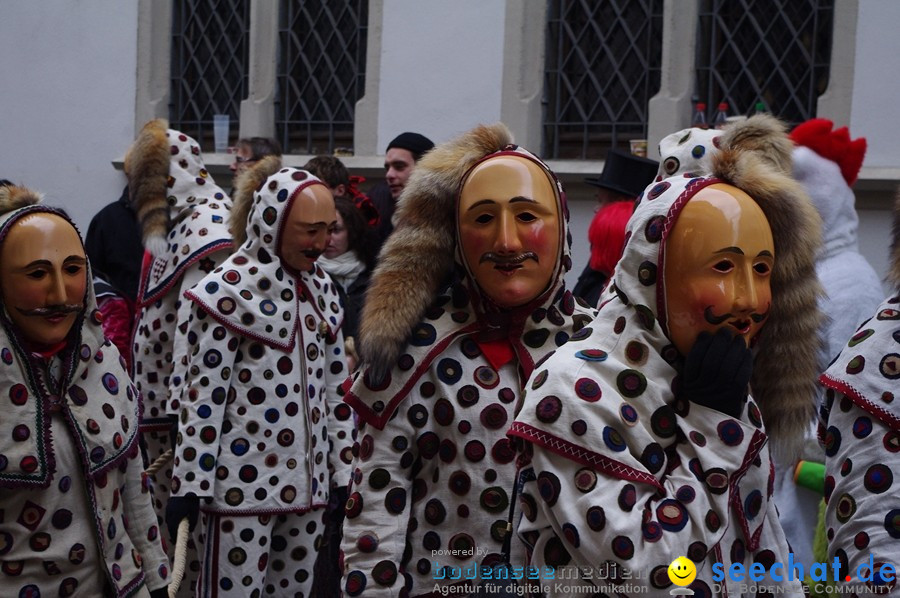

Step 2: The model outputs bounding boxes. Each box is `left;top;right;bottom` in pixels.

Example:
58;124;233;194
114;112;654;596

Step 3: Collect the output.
495;212;522;254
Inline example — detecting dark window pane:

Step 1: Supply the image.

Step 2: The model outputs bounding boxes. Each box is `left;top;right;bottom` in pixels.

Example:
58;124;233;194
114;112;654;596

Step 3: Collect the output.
276;0;368;155
543;0;664;159
695;0;834;127
170;0;250;150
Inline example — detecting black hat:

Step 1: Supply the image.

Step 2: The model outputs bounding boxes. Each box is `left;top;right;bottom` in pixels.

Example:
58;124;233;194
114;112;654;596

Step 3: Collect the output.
386;132;435;161
584;149;659;197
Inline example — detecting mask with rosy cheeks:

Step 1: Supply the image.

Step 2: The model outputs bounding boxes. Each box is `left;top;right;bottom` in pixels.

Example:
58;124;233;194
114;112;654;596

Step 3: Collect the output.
0;213;87;347
458;155;561;308
663;184;774;357
278;183;336;273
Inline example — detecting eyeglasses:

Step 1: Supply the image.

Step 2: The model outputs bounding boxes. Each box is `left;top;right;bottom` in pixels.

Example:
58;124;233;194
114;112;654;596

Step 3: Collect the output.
234;156;257;164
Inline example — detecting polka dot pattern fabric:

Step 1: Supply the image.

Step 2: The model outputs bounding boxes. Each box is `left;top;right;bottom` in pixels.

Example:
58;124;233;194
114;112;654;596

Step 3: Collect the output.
340;145;596;597
135;128;232;308
820;294;900;593
0;205;170;595
174;168;354;514
656;126;724;181
509;174;803;596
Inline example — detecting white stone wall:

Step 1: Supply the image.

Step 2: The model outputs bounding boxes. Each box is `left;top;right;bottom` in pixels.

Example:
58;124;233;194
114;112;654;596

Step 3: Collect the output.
0;0;138;234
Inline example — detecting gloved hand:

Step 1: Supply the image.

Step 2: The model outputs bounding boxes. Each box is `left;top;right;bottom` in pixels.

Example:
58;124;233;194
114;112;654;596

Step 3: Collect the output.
680;328;753;418
165;494;200;542
149;587;169;598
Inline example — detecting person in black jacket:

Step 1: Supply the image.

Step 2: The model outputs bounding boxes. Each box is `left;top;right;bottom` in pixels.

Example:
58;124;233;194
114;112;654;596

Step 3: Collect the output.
84;186;144;302
572;148;658;305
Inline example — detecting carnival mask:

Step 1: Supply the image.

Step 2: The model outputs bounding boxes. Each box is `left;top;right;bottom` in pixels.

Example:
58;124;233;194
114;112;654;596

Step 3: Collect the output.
0;213;87;347
458;155;561;308
278;182;336;273
663;184;774;356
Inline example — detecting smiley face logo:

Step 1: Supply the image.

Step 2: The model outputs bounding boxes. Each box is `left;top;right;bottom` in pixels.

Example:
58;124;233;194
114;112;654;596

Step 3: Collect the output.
667;556;697;586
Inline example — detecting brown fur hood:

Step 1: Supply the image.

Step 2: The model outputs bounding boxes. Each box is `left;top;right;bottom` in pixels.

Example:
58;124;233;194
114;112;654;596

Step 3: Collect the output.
228;155;284;248
357;123;514;375
0;184;42;216
124;119;171;256
710;122;824;462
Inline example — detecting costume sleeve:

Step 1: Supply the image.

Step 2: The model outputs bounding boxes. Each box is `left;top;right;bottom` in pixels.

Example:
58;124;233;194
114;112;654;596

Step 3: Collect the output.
324;323;355;490
122;449;170;591
823;391;900;590
170;304;239;499
341;399;421;597
519;402;769;581
167;247;231;416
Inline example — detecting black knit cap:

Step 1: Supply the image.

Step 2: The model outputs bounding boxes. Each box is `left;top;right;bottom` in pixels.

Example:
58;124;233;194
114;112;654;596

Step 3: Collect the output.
386;132;435;161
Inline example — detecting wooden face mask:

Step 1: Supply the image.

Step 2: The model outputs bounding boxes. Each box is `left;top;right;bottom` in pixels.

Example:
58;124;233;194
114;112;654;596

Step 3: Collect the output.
0;213;87;347
278;183;336;273
663;184;774;356
458;155;561;308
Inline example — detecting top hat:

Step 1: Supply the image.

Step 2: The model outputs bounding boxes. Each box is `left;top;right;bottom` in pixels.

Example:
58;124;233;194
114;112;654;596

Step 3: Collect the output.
584;148;659;197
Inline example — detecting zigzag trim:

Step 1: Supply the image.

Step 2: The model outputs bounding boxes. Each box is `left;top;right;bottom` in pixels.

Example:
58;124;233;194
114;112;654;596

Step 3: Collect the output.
138;239;232;307
820;372;900;433
507;422;664;490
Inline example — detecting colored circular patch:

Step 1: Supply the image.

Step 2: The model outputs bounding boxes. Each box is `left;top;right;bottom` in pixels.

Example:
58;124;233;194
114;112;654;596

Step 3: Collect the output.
617;369;647;398
620;403;638;426
535;395;562;423
650;406;677;438
864;464;893;493
846;355;865;374
536;471;561;506
743;489;763;519
611;535;634;559
575;349;608;362
717;420;744;446
657;499;688;531
602;426;627;452
574;468;598;493
835;493;856;523
574;377;601;402
638;261;657;286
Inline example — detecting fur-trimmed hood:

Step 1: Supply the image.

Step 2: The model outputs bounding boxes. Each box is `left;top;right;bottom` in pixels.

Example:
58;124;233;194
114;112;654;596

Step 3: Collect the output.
653;116;823;460
358;123;517;376
126;120;233;306
125;119;231;257
657;114;794;180
229;155;283;247
344;124;594;429
705;136;823;461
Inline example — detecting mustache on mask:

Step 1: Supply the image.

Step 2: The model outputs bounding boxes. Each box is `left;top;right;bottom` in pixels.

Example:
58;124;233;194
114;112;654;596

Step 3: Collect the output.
479;252;538;265
302;248;323;259
703;306;769;325
17;304;83;317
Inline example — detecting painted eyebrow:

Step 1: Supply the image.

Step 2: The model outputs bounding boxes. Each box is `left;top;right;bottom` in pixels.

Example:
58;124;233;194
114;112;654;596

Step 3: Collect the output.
21;256;87;269
713;246;744;255
466;196;536;210
757;250;774;258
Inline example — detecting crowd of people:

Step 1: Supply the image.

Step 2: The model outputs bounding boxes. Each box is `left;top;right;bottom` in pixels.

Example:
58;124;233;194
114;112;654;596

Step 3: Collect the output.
0;112;896;597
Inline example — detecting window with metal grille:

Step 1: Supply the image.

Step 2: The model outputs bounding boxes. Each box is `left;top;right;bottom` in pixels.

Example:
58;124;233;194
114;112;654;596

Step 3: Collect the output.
169;0;250;150
695;0;834;128
543;0;664;160
275;0;368;156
